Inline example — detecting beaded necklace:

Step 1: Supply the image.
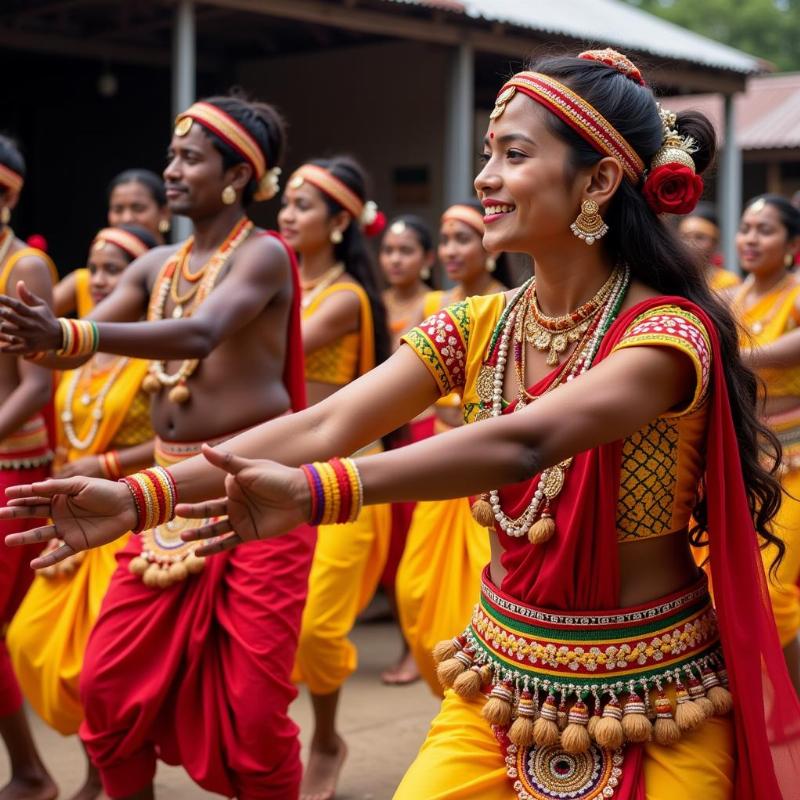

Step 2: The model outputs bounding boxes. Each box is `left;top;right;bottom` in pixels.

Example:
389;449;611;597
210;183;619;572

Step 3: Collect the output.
61;356;131;451
143;217;253;404
471;266;630;543
301;263;345;310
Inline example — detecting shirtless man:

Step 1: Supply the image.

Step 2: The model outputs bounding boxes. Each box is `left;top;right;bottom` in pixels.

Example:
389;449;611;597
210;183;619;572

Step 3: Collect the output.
0;98;314;800
0;134;58;800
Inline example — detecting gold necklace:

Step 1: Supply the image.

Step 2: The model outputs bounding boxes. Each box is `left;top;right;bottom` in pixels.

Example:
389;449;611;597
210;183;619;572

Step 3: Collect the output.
301;264;345;309
733;274;797;335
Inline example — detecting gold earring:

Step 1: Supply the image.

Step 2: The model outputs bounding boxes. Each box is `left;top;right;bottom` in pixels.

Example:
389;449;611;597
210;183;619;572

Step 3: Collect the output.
158;219;171;234
221;185;237;205
570;200;608;245
420;266;431;280
330;230;343;245
485;257;496;273
1;207;10;224
785;253;795;269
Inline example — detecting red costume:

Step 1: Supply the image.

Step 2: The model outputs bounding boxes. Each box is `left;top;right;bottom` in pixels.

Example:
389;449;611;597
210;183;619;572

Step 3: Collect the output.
80;233;315;799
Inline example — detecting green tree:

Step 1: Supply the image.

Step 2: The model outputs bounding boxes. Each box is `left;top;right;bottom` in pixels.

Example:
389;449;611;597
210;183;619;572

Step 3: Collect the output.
624;0;800;71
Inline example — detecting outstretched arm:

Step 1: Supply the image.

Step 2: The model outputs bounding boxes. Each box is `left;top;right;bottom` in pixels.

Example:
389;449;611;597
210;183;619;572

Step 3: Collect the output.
0;235;291;363
179;342;694;554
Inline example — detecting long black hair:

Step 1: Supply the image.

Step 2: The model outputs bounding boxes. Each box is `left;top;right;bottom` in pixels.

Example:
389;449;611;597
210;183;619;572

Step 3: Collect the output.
107;169;167;209
197;94;287;206
531;54;783;566
310;155;391;367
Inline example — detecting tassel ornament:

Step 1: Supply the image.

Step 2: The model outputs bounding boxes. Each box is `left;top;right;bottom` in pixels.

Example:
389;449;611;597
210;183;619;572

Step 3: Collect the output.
702;669;734;716
508;690;537;747
532;694;561;747
483;681;515;727
621;691;652;743
437;648;473;688
594;698;624;750
453;665;484;699
674;682;706;732
471;496;496;528
528;512;556;545
653;692;681;746
432;635;464;665
561;699;591;754
687;677;714;718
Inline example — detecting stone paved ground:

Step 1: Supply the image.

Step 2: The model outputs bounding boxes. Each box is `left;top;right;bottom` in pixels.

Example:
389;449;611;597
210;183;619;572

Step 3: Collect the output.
0;620;439;799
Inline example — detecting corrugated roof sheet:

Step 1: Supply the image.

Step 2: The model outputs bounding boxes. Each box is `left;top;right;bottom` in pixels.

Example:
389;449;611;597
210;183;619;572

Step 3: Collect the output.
387;0;763;74
663;73;800;149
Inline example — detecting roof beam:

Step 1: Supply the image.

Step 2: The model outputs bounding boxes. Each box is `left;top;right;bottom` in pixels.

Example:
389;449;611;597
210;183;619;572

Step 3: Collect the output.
204;0;746;92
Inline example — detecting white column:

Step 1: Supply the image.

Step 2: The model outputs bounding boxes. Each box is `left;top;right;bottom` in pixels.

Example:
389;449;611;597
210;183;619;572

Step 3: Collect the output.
719;93;741;274
443;42;475;207
171;0;196;243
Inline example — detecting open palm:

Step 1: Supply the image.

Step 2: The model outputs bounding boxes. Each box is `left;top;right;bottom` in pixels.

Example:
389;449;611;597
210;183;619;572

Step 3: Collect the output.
177;445;310;556
2;476;138;568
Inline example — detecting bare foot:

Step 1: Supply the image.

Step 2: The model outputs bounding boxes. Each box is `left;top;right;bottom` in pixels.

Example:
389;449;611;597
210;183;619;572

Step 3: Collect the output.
66;773;103;800
300;735;347;800
0;775;58;800
381;650;420;686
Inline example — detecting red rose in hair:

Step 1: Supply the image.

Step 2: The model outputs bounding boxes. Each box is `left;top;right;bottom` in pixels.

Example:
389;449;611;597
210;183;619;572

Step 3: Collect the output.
643;165;704;215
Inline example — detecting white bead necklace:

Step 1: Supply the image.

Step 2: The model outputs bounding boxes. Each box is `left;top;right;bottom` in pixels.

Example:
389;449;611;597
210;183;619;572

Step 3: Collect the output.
62;356;131;451
487;267;630;538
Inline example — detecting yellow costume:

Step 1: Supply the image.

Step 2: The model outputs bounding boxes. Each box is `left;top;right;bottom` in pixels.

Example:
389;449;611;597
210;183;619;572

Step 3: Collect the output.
75;267;94;318
396;288;491;694
395;293;733;800
294;281;391;695
707;267;740;294
7;356;152;734
733;277;800;646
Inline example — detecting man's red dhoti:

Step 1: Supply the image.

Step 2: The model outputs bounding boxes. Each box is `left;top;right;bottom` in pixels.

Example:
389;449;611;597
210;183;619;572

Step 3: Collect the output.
80;523;315;799
0;415;51;716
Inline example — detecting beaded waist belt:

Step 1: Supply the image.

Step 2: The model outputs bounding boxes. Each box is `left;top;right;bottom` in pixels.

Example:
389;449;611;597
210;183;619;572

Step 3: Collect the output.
0;414;52;469
131;428;253;589
766;406;800;472
434;568;732;757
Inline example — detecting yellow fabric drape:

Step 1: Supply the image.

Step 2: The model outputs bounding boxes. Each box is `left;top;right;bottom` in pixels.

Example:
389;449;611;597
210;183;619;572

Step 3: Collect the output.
396;498;490;694
7;356;150;735
0;247;58;293
303;283;375;385
708;268;740;294
75;268;94;318
394;688;734;800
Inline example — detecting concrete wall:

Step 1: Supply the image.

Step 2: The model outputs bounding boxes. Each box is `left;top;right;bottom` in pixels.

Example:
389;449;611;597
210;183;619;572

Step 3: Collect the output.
237;40;451;234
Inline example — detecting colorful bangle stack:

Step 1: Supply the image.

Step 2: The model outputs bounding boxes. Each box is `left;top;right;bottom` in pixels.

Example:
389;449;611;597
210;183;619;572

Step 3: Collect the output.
120;466;178;533
57;318;99;358
99;450;122;480
300;457;363;526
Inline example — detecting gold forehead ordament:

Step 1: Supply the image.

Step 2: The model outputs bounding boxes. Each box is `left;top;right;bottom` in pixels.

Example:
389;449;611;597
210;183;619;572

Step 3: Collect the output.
289;175;305;190
389;221;407;235
490;86;516;121
174;116;193;137
92;238;107;252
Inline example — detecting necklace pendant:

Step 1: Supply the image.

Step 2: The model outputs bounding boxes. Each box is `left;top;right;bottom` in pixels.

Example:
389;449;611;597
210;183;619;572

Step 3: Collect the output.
546;347;561;367
80;392;92;406
172;305;184;319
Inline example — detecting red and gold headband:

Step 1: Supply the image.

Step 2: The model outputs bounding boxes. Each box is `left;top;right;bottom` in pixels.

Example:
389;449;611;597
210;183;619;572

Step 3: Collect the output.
174;102;280;201
0;163;23;195
441;204;485;236
491;72;645;184
289;164;386;236
91;227;150;261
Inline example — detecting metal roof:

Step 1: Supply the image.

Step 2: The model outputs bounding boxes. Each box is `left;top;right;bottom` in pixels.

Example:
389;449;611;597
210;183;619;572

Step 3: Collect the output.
388;0;764;75
664;73;800;150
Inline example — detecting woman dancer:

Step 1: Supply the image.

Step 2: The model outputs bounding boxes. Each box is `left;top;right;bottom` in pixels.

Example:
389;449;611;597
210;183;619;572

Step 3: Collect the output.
54;170;169;317
278;156;392;799
730;194;800;694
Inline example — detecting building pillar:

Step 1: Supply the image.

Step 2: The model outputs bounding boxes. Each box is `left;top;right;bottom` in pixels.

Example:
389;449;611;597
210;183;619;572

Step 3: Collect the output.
719;93;741;274
171;0;196;242
443;42;475;207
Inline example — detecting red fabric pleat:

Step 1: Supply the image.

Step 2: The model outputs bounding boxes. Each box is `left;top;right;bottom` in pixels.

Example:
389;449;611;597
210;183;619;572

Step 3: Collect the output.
494;296;800;798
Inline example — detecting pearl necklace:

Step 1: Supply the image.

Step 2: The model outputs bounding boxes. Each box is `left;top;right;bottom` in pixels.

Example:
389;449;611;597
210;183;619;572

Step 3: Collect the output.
61;356;131;451
479;267;630;540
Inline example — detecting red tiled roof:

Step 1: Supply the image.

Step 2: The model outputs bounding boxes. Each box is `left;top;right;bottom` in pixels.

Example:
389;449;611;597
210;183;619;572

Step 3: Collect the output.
662;73;800;150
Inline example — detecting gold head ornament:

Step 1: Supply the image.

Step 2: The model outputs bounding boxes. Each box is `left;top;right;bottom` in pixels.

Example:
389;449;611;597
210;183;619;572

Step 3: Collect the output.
650;106;698;172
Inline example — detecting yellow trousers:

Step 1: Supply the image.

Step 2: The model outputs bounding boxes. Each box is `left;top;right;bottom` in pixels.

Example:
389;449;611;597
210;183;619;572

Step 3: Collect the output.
293;504;391;695
396;498;490;694
395;689;734;800
764;466;800;646
7;538;130;735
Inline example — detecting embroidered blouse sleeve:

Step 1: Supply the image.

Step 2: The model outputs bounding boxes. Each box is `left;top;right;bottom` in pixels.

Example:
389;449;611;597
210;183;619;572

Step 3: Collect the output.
400;301;470;397
611;305;712;416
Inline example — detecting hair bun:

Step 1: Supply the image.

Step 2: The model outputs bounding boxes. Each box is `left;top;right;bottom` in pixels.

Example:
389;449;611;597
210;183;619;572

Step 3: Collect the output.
578;48;645;86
